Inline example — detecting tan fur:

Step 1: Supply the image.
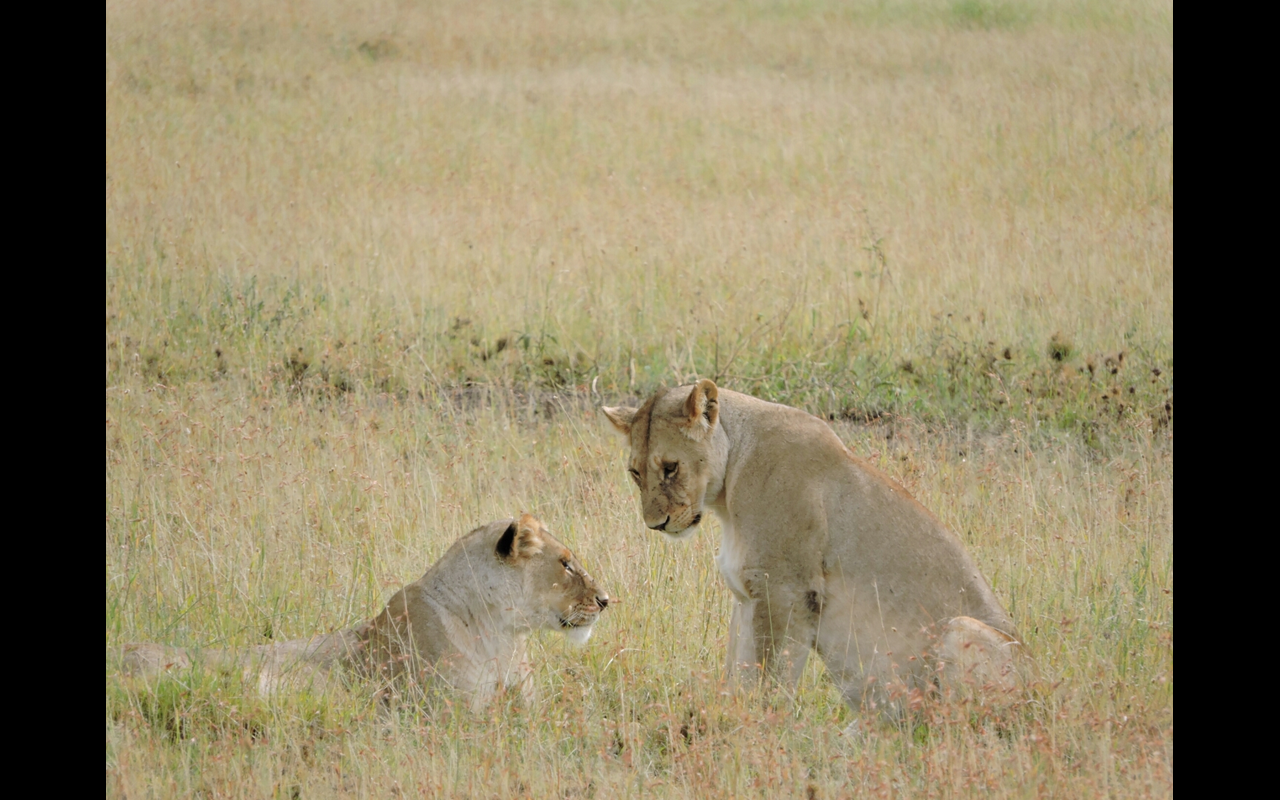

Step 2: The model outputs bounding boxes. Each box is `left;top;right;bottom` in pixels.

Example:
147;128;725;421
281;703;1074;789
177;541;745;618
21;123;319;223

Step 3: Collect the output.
603;381;1020;717
121;515;608;710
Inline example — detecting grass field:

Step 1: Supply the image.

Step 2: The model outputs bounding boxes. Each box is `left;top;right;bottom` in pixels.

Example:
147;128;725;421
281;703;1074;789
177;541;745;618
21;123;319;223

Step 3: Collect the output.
106;1;1173;796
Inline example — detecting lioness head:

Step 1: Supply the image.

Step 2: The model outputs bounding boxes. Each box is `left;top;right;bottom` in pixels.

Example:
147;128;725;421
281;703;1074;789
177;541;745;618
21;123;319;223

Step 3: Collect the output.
496;513;610;644
601;379;727;539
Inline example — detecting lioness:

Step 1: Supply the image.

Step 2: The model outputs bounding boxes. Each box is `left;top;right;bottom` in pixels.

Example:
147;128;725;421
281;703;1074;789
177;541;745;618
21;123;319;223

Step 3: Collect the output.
122;514;609;709
603;381;1019;715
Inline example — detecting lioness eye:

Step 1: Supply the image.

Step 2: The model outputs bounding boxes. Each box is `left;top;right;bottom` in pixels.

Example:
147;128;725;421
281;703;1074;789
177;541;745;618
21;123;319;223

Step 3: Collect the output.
628;468;641;485
663;462;678;479
561;558;573;573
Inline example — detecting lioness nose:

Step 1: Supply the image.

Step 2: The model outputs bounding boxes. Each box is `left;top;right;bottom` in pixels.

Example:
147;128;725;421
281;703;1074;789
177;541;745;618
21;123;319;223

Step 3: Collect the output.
597;595;609;609
648;516;669;531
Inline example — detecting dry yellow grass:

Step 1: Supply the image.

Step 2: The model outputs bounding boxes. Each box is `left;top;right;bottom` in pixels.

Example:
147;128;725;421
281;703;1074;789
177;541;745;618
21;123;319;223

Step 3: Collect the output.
107;1;1172;796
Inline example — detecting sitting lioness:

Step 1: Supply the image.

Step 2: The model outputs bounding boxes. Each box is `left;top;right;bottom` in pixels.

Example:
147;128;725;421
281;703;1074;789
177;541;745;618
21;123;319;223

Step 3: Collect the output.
603;381;1019;716
122;514;609;709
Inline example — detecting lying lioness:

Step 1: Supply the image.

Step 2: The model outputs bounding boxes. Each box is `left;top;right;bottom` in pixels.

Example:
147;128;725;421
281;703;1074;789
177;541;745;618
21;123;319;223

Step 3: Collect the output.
122;514;609;709
603;381;1020;716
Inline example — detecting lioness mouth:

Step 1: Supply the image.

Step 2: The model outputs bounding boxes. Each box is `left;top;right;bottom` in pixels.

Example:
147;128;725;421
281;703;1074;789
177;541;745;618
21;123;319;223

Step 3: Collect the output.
560;607;601;628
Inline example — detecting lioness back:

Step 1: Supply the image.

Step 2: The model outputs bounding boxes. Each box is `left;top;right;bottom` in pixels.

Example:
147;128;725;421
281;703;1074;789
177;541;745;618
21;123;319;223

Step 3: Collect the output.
822;448;1015;634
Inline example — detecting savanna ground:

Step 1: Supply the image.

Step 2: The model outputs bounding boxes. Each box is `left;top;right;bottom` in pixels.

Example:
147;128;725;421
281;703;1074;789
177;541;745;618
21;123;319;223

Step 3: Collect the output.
106;0;1172;796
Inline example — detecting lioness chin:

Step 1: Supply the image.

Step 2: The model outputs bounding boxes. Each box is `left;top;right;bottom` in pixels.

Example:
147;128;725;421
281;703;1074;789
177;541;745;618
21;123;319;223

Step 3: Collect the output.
121;514;609;710
603;380;1022;718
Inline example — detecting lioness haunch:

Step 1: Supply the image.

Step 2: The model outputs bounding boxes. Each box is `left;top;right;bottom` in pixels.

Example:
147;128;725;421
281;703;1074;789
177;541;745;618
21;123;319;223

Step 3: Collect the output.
122;515;609;709
604;381;1021;716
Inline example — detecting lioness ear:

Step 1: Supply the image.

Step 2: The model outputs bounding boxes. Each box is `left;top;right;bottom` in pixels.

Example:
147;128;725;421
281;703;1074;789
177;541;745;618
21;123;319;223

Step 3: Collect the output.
497;514;545;562
495;521;518;560
683;379;719;439
601;405;638;437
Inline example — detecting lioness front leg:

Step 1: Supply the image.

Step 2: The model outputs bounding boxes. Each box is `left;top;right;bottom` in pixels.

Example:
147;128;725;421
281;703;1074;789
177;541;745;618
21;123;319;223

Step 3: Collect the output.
725;599;808;687
736;582;819;691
